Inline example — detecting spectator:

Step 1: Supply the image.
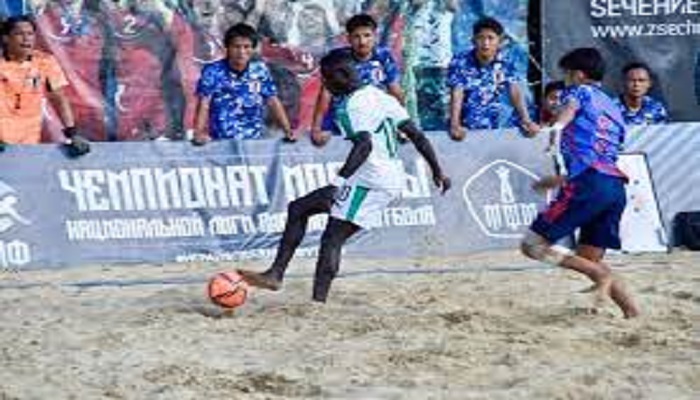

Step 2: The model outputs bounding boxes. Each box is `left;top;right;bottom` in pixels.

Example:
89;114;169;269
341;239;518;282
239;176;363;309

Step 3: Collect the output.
540;80;565;126
0;16;89;155
192;22;293;144
613;62;668;125
447;16;537;140
309;13;403;146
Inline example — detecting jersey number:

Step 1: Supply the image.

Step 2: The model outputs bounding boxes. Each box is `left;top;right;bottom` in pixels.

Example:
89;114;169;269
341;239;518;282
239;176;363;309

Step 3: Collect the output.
375;118;399;158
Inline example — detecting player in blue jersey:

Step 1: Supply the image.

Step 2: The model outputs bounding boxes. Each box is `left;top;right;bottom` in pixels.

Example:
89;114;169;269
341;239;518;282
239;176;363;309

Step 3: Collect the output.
447;17;537;139
192;23;293;143
309;13;404;146
238;49;450;303
613;62;668;126
521;47;639;319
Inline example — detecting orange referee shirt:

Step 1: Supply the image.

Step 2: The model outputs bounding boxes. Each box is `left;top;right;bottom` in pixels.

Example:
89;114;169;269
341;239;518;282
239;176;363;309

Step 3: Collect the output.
0;51;68;144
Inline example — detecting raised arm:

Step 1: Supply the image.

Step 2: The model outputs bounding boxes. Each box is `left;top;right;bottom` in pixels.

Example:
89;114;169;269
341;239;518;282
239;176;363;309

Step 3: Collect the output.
399;120;451;193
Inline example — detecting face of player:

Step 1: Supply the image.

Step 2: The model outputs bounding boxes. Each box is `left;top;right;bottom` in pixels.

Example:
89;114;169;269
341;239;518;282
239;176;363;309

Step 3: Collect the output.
473;29;501;62
625;68;652;99
544;90;561;112
348;26;376;60
226;36;254;71
2;22;36;61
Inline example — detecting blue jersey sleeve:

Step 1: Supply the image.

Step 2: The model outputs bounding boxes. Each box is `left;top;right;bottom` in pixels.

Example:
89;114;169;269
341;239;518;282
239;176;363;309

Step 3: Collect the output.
259;63;278;99
380;49;400;85
447;53;466;89
195;62;219;98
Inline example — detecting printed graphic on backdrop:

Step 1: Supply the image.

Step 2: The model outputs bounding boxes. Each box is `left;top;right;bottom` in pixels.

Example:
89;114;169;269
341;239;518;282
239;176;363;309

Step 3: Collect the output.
542;0;700;122
0;179;34;271
461;159;545;239
617;153;668;253
11;0;533;141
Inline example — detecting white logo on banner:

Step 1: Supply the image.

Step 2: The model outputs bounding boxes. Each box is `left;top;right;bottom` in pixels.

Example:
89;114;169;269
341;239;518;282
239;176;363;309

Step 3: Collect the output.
0;180;33;269
462;160;546;239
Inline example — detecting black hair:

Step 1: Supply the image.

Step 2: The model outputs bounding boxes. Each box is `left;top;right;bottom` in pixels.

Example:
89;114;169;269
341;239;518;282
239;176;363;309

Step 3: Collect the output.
1;15;36;37
558;47;606;81
345;13;377;34
223;22;258;48
472;16;504;37
319;48;360;90
622;61;652;77
544;80;565;96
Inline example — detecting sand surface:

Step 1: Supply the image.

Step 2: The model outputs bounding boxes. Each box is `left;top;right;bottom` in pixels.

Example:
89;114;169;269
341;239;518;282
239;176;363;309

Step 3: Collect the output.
0;250;698;400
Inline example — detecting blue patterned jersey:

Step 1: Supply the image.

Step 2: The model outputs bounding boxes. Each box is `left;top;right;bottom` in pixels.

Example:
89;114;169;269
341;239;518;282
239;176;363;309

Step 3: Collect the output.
560;84;627;179
447;49;520;129
612;95;668;125
196;59;277;139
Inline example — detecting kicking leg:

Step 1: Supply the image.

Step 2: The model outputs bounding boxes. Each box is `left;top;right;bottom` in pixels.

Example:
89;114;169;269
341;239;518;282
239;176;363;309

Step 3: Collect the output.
239;186;336;290
312;217;360;302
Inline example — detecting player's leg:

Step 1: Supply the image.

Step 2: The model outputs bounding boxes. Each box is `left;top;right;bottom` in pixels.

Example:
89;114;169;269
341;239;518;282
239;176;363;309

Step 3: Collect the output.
312;217;360;302
577;191;640;318
239;185;336;290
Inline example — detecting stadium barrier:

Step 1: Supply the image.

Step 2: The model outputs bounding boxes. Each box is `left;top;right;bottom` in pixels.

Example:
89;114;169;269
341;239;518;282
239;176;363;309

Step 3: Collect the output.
0;124;697;270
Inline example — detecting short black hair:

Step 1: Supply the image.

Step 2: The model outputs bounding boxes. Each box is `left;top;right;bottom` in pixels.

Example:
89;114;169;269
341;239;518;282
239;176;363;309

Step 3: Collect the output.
622;61;652;77
472;17;504;37
558;47;606;81
544;80;565;97
1;15;36;37
345;13;377;34
319;48;360;86
223;23;258;48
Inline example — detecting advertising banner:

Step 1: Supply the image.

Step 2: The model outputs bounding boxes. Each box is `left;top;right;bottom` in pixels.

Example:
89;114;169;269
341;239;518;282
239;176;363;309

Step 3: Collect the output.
0;131;552;269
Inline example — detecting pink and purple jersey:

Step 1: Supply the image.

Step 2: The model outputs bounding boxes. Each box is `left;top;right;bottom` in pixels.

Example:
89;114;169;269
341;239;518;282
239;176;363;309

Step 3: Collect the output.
560;84;627;179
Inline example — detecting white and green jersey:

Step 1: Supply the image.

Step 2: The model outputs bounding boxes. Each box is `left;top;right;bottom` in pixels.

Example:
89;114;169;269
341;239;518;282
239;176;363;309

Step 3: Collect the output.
335;85;410;192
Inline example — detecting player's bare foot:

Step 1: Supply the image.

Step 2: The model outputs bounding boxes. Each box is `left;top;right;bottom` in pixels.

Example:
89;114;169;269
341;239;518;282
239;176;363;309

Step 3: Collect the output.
580;274;613;307
237;269;282;291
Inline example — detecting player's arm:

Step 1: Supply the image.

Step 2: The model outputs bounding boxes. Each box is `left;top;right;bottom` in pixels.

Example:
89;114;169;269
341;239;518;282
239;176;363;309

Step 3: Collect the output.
508;83;538;136
310;86;332;146
533;98;578;192
267;95;294;141
398;120;451;194
192;95;211;145
333;131;372;184
448;87;465;141
387;82;405;105
47;82;90;157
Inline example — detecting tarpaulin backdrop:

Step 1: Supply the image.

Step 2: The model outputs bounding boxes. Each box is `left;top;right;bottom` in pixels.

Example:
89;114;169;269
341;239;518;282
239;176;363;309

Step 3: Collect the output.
3;0;531;141
542;0;700;122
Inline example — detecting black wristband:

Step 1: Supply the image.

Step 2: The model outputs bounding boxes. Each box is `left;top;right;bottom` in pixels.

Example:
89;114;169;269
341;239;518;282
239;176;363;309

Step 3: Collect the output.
63;126;78;139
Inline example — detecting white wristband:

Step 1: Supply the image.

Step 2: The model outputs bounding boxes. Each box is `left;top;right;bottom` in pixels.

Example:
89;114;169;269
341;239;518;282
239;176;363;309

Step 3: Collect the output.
330;175;347;187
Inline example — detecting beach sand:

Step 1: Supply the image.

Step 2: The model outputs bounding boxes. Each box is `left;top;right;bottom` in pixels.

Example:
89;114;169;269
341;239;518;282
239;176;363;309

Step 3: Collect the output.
0;250;698;399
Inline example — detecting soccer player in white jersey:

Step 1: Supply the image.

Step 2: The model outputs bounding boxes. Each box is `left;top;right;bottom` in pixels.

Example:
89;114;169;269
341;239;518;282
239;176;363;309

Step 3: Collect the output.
239;49;451;302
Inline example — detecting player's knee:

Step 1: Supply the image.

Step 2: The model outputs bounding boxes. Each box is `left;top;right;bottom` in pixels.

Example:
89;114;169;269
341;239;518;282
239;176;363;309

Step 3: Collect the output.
521;231;565;266
287;198;305;218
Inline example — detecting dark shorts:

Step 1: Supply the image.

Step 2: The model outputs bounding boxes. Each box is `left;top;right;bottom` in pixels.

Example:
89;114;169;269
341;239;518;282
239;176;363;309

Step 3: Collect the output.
531;168;627;250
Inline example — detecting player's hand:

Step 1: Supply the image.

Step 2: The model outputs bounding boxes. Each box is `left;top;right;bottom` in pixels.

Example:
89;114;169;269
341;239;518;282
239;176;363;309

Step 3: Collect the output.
532;175;565;193
433;173;452;194
449;124;465;141
0;140;6;153
282;128;297;143
521;120;540;137
191;134;211;146
310;127;330;147
62;129;90;158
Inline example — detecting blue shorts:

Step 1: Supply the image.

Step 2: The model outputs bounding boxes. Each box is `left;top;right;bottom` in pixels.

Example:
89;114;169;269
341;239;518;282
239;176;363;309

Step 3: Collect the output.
530;168;627;250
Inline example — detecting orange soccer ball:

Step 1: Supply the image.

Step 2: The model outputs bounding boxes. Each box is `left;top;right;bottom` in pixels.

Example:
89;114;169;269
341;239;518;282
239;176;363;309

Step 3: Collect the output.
207;271;250;309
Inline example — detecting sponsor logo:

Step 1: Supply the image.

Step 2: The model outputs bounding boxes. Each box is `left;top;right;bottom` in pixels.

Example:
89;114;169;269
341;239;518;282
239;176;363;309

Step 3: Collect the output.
462;160;547;239
0;180;33;270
